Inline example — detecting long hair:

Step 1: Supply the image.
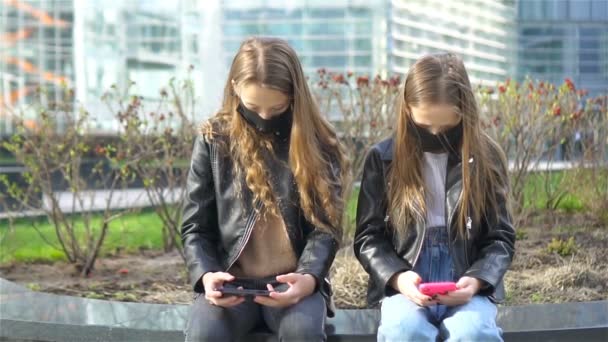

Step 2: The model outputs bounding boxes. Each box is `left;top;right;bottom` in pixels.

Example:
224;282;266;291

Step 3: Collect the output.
388;52;508;238
201;37;348;239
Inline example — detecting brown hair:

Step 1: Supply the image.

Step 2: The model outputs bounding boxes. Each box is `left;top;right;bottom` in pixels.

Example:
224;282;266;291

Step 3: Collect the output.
388;52;508;238
202;37;348;239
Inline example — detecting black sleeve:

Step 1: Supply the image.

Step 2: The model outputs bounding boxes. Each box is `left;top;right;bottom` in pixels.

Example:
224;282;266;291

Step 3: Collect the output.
354;147;411;295
295;152;342;291
181;135;223;293
295;229;340;291
463;153;516;294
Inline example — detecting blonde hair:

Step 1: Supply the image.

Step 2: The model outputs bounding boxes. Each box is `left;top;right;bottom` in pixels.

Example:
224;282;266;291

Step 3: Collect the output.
388;53;508;238
202;37;348;239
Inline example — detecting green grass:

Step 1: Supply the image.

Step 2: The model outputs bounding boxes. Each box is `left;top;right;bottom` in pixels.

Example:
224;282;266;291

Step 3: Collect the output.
0;156;17;165
528;168;608;212
343;169;604;238
345;187;360;234
0;209;163;264
1;191;363;264
521;170;586;212
2;167;603;264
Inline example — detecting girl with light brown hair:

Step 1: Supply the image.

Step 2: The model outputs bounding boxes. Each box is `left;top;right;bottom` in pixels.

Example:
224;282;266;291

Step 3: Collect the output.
355;52;515;341
181;37;347;341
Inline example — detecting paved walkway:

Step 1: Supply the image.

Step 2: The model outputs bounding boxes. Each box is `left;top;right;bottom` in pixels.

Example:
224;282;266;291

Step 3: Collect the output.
0;188;181;220
1;160;605;220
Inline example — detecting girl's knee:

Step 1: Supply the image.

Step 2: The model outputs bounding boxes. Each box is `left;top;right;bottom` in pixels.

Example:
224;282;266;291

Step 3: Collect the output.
278;326;325;342
185;298;236;342
443;325;502;342
378;319;438;342
442;298;502;342
379;296;437;342
276;294;326;341
185;320;234;342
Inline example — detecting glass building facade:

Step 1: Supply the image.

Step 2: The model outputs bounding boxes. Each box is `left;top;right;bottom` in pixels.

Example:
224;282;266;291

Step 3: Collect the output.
389;0;516;84
1;0;74;134
220;0;388;75
73;1;200;132
4;0;604;135
517;0;608;96
1;0;202;133
1;0;386;133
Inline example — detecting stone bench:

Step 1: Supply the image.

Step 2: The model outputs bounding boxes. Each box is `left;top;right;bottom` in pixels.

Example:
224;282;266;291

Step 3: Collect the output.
0;278;606;341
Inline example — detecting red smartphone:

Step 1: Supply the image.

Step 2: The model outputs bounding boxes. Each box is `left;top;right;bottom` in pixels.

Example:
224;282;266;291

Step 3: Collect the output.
418;282;458;296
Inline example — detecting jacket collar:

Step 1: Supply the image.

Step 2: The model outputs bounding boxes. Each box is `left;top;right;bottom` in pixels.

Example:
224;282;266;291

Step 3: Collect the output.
378;136;463;162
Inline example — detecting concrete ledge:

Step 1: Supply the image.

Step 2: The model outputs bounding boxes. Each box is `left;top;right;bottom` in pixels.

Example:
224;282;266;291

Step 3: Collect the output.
1;278;606;341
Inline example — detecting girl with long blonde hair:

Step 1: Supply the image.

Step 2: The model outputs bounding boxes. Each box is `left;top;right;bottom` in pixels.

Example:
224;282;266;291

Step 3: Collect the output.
355;53;515;341
181;37;348;342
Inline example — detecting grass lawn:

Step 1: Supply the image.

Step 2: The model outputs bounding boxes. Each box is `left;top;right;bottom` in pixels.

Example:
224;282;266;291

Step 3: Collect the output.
521;170;584;212
0;209;164;264
0;156;17;166
2;169;602;265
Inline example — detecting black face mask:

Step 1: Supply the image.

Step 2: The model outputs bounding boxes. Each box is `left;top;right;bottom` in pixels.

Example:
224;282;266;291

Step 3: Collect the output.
409;120;463;153
237;102;293;140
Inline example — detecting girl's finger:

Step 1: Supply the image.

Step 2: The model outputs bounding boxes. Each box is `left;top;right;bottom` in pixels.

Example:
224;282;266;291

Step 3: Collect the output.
216;272;236;282
276;273;299;284
269;290;293;301
415;292;432;302
205;290;223;299
213;295;240;306
226;297;246;307
254;296;278;307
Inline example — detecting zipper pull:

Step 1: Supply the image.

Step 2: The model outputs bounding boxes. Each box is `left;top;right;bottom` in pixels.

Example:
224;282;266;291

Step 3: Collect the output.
466;216;472;230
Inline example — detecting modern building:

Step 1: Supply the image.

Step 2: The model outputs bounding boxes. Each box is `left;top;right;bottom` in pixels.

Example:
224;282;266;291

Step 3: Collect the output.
388;0;516;85
1;0;206;133
517;0;608;97
73;0;200;132
5;0;604;135
220;0;388;75
1;0;388;133
1;0;74;134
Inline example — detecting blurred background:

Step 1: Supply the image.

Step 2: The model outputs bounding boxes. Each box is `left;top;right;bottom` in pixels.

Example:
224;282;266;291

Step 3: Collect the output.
0;0;607;313
2;0;606;133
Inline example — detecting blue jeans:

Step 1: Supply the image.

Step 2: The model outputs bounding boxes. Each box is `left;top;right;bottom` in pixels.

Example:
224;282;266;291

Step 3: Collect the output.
378;226;502;342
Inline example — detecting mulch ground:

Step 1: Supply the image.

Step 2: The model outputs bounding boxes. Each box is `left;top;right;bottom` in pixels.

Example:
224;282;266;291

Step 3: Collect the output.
2;212;606;308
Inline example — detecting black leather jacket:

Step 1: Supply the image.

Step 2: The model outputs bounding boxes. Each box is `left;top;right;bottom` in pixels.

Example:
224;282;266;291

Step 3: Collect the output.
354;138;516;307
181;133;340;316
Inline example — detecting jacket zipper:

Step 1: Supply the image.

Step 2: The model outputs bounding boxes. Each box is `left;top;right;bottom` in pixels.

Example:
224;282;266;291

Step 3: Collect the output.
386;209;426;267
464;216;471;267
446;159;463;276
227;200;261;270
446;177;472;272
446;186;457;275
411;219;426;267
208;141;262;271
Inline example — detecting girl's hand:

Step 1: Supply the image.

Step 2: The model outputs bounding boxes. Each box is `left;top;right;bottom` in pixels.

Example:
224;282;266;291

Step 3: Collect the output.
391;271;437;307
436;276;482;307
254;273;316;308
202;272;245;307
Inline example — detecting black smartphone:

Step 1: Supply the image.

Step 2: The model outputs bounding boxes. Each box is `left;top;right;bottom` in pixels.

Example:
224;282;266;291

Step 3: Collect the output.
219;287;272;297
218;277;284;297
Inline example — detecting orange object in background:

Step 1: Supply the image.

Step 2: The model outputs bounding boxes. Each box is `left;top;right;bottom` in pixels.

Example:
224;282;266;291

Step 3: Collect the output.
2;0;71;104
8;86;34;104
0;28;33;45
3;0;69;28
2;57;68;85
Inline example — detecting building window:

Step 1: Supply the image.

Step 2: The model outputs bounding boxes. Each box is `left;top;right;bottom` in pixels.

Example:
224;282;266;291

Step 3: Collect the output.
569;0;591;20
